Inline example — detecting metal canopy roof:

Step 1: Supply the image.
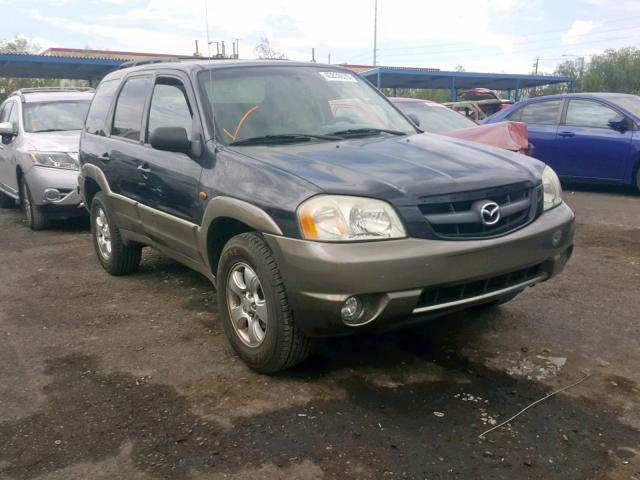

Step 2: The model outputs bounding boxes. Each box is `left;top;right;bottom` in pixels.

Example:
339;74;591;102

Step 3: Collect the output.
0;53;123;81
361;67;574;100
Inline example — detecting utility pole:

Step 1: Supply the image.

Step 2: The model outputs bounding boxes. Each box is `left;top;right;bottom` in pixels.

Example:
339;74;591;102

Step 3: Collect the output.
233;38;240;59
328;53;331;64
373;0;378;66
311;48;316;63
533;57;540;75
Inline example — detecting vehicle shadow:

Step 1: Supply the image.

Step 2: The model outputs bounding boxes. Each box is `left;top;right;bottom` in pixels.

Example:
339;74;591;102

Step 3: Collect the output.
286;306;498;378
562;181;638;197
48;215;90;233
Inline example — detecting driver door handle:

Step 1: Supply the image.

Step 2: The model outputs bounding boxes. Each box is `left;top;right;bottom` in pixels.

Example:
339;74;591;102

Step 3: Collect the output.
137;163;151;177
558;131;575;138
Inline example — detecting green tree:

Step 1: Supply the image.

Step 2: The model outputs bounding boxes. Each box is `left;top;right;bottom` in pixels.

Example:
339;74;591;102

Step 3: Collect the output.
0;37;89;102
0;38;58;102
582;47;640;94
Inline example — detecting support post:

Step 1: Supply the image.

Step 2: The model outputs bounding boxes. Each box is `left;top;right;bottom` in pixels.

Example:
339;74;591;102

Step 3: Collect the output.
450;77;457;101
515;79;521;101
568;80;574;93
376;70;381;90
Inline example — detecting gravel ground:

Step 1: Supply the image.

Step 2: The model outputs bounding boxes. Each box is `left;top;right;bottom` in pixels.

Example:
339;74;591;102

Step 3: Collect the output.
0;186;639;480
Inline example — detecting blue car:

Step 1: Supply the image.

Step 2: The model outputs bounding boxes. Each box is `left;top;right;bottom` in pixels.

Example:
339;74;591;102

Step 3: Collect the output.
485;93;640;191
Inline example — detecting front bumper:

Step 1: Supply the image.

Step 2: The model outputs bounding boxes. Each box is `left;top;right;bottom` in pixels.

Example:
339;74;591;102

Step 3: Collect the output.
25;166;85;217
264;202;575;336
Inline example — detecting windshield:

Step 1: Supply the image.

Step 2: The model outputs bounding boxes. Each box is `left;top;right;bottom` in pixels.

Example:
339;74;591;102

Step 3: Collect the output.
394;102;476;133
608;94;640;117
23;101;91;133
198;66;415;145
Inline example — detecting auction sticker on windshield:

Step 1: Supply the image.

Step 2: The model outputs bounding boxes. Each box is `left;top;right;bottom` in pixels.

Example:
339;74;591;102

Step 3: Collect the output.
319;71;358;82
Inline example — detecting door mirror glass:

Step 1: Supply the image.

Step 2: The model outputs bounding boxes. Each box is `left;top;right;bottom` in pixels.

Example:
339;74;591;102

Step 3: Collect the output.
149;127;192;153
0;121;15;136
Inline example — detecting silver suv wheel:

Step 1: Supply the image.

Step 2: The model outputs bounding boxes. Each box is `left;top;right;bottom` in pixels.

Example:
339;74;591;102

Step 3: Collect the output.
226;262;268;348
94;207;112;261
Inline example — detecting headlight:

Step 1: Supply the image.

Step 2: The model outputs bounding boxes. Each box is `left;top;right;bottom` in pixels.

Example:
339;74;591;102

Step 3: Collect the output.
28;152;79;171
541;165;562;211
298;195;406;241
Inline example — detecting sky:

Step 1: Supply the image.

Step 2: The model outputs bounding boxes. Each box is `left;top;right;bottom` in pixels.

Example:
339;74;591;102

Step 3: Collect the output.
2;0;640;74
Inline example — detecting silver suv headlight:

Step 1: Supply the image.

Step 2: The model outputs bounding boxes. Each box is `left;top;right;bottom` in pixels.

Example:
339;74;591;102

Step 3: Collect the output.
298;195;406;241
28;152;79;171
542;165;562;211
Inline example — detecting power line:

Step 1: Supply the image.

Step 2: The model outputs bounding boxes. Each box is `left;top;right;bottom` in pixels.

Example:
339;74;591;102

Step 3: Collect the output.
377;29;640;60
378;13;640;54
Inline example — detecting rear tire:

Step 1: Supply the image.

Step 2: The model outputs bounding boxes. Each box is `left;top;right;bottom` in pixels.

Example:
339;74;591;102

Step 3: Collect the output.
0;190;15;208
635;167;640;194
20;178;49;230
91;192;142;275
217;232;312;373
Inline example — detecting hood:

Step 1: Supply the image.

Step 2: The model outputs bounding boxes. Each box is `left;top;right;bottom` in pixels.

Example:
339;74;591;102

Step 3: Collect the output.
441;121;529;152
231;132;544;206
22;130;81;153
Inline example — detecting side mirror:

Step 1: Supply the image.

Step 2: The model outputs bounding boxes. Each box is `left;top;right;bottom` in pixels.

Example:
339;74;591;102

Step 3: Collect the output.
0;122;16;136
149;127;192;154
406;113;420;127
608;118;631;132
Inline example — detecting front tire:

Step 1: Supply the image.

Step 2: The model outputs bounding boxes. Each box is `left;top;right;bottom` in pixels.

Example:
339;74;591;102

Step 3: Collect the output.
217;232;312;373
20;178;49;230
91;192;142;275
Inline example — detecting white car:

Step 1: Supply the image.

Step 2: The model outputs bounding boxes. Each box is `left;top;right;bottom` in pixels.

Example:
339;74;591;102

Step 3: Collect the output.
0;88;94;229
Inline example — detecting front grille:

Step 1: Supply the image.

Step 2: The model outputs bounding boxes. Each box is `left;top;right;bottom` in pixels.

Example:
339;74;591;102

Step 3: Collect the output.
415;263;544;311
418;182;542;240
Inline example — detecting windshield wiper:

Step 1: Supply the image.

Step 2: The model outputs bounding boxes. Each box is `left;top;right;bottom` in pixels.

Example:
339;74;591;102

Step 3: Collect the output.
31;128;78;133
329;128;408;138
229;133;341;146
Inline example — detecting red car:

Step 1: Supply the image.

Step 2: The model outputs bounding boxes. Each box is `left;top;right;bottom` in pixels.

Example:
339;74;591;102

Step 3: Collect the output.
390;97;532;155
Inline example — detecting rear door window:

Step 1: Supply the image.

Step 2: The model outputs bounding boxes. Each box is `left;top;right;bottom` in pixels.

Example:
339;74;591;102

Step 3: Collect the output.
565;99;624;128
516;100;562;125
112;76;152;141
85;79;119;135
147;78;193;140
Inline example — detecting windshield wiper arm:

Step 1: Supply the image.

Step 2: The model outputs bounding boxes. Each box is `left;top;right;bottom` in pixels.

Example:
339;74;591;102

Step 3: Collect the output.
229;133;341;146
31;128;73;133
329;128;408;138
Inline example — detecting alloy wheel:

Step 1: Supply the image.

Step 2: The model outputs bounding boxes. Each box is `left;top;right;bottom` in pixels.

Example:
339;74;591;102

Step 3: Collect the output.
226;262;268;348
95;207;112;261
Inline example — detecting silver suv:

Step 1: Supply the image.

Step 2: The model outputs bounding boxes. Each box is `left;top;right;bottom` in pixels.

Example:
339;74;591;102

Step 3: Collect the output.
0;88;94;229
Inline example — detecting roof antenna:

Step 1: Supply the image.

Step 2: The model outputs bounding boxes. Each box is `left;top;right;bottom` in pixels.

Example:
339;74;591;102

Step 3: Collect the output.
204;0;216;146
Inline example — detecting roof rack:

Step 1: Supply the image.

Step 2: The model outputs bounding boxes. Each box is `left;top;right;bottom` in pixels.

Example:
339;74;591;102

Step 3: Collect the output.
9;87;95;98
117;57;183;69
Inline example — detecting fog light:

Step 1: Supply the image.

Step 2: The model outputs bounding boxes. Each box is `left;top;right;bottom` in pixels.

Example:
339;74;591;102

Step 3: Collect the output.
340;296;363;324
44;188;61;202
551;229;563;247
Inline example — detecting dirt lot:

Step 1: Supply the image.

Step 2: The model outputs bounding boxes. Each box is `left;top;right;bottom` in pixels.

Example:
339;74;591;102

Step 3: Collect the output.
0;187;639;480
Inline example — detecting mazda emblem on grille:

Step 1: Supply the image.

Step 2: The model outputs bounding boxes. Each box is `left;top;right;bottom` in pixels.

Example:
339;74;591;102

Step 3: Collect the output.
480;201;501;226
